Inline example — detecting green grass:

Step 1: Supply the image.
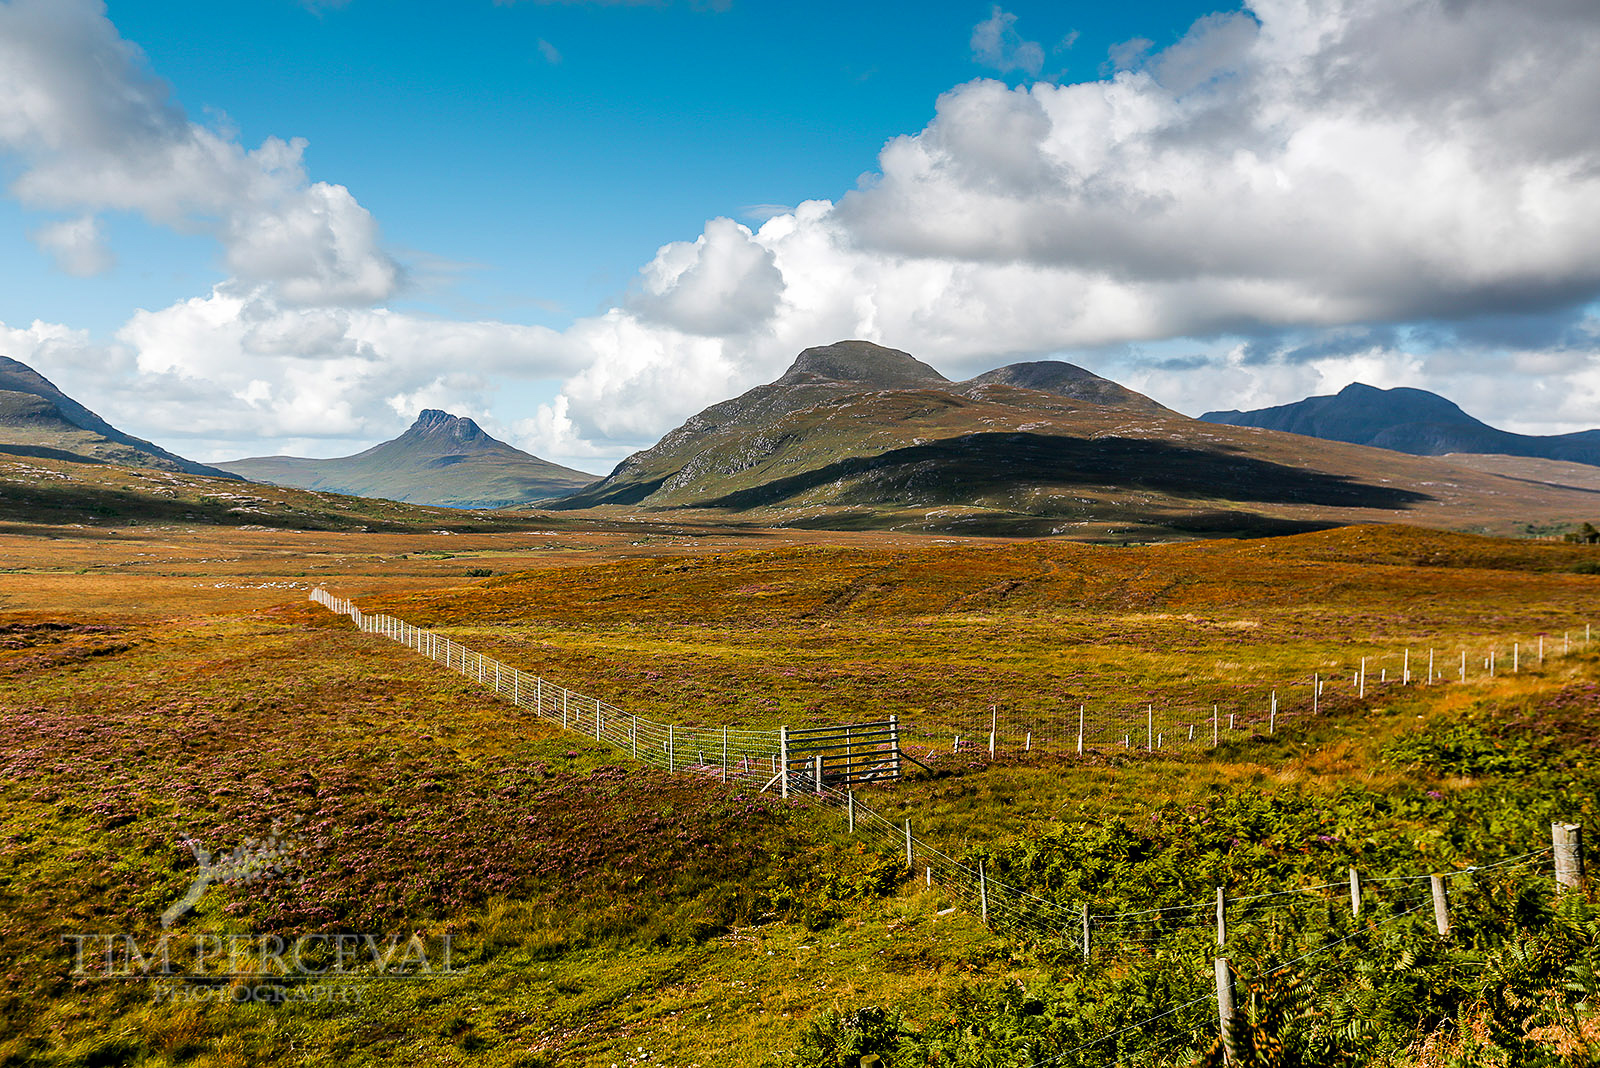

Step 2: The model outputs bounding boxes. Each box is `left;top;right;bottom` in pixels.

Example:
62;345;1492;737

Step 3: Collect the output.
3;524;1599;1065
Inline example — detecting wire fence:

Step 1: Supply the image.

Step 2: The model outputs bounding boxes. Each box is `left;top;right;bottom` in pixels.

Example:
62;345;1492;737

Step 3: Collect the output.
311;588;788;781
919;626;1594;762
310;587;1586;1063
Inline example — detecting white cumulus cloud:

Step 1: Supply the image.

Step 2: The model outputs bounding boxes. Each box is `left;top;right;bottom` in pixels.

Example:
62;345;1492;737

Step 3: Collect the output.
0;0;400;305
525;0;1600;454
30;214;113;276
970;7;1045;76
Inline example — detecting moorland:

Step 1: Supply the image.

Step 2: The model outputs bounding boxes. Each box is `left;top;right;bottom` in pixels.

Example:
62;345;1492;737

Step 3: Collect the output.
1;480;1599;1066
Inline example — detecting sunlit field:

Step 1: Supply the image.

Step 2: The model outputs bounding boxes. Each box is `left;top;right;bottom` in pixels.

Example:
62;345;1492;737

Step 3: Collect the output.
2;519;1598;1066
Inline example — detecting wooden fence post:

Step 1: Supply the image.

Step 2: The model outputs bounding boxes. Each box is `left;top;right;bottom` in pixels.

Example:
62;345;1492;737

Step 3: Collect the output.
1350;866;1362;918
847;790;855;833
889;713;902;780
979;861;989;925
668;724;675;773
1431;874;1450;937
1270;691;1276;734
814;754;823;796
1313;674;1318;716
1403;648;1410;685
889;714;902;780
1215;958;1238;1064
631;715;637;760
904;819;913;870
1216;887;1228;946
721;726;728;783
1081;901;1091;961
1077;705;1084;755
989;706;997;757
1147;705;1153;751
779;726;789;798
1555;822;1584;894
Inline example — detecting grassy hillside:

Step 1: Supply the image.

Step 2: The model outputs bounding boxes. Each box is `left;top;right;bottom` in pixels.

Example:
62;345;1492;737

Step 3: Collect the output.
0;356;237;479
1;525;1598;1065
0;454;571;533
556;374;1600;539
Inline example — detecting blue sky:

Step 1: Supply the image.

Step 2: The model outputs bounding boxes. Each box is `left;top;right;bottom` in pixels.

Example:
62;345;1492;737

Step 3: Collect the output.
55;0;1220;330
1;0;1598;470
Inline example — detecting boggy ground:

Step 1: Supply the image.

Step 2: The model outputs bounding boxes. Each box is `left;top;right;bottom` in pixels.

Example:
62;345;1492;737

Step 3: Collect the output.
0;519;1597;1066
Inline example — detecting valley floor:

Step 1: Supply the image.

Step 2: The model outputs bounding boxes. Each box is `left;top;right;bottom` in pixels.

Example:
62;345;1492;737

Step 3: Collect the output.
1;519;1598;1066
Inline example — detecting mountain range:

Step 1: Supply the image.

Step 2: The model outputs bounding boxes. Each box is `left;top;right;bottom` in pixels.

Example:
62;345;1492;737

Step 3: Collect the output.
1202;383;1600;466
217;410;596;509
551;340;1600;537
4;345;1598;539
0;356;238;478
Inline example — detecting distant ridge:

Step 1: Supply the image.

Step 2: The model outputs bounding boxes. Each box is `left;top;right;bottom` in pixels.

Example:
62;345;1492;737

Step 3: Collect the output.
0;355;238;478
544;339;1600;538
218;410;596;510
1201;383;1600;467
965;360;1173;414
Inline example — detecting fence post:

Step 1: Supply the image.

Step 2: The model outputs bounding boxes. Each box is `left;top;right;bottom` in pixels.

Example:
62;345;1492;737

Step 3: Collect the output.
1350;866;1362;918
1213;705;1218;747
989;705;997;757
847;790;855;834
1081;901;1091;961
779;726;790;799
814;754;823;796
1147;705;1153;751
1313;674;1318;716
1215;958;1238;1064
904;819;913;870
668;724;675;774
722;726;728;784
1077;705;1084;755
1360;657;1366;698
1431;874;1451;937
889;714;902;780
1554;822;1584;894
1428;648;1434;684
1270;691;1276;734
632;715;638;760
978;861;989;926
1403;648;1409;685
595;702;602;742
1216;887;1228;946
1460;649;1466;682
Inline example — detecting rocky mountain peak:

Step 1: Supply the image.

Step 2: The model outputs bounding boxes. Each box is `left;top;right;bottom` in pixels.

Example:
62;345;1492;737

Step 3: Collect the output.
775;340;949;390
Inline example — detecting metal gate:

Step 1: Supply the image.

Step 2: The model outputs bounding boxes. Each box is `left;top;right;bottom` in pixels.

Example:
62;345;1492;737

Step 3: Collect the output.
773;717;903;796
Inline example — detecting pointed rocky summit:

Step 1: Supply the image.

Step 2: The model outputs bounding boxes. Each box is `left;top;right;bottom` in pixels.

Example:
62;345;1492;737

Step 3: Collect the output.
218;410;597;509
